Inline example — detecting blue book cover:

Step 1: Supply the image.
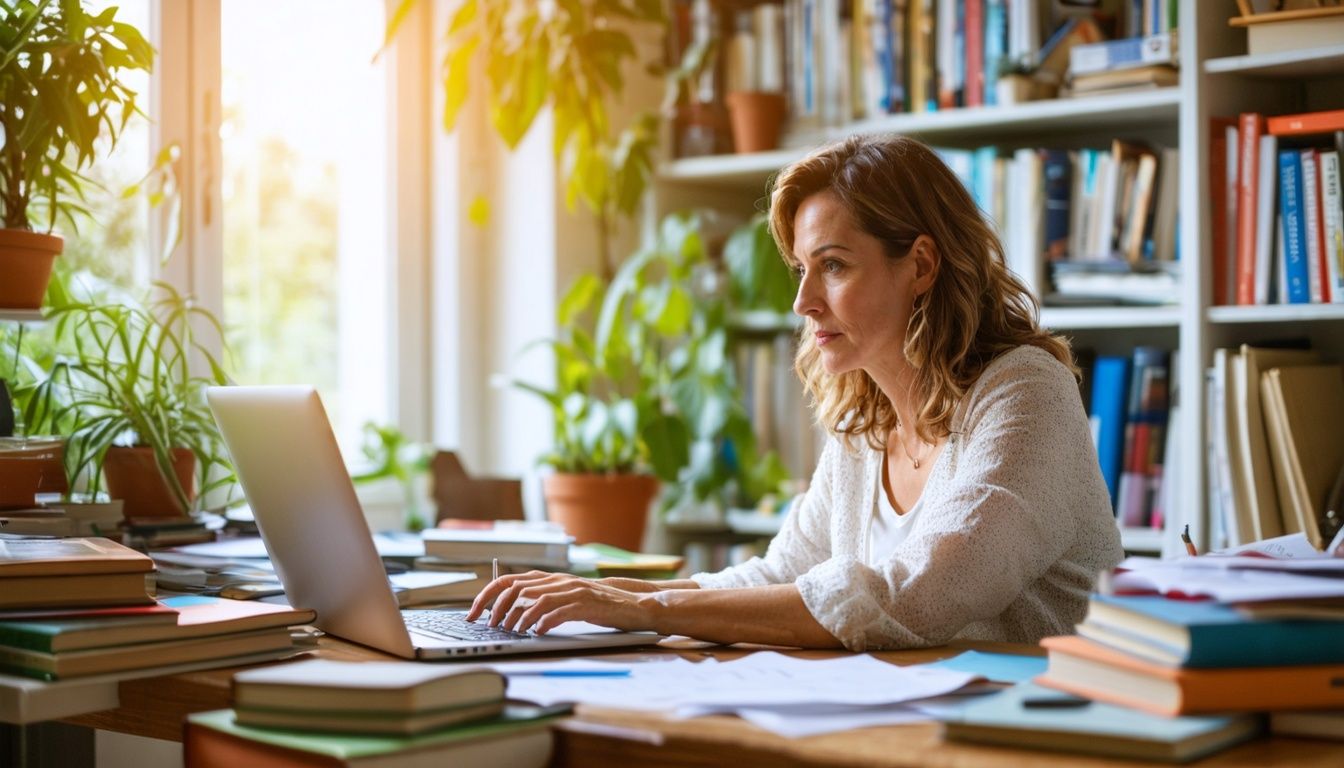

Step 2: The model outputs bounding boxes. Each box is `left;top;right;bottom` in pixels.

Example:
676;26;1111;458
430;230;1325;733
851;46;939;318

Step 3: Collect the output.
943;682;1260;763
983;0;1005;107
1088;594;1344;668
1279;149;1310;304
1042;149;1072;260
1090;356;1131;509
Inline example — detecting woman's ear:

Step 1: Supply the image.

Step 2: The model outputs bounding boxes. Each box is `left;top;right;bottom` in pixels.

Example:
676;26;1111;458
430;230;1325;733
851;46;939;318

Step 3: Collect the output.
909;235;940;295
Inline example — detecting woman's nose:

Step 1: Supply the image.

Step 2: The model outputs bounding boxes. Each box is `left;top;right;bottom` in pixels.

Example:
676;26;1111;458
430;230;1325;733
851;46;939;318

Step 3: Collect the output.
793;273;821;317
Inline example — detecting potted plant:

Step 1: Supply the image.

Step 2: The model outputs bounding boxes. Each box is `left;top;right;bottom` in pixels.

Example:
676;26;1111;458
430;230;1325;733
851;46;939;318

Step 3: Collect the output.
21;272;235;519
350;422;433;533
0;1;153;309
507;212;790;549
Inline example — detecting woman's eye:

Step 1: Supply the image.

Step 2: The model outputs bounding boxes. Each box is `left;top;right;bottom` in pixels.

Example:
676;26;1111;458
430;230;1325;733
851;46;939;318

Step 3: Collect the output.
823;260;842;274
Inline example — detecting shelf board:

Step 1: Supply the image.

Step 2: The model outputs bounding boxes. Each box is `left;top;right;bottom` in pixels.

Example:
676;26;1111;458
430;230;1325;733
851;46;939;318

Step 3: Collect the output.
842;88;1180;143
1041;305;1181;330
1207;304;1344;324
658;90;1181;187
1204;44;1344;78
1119;526;1164;553
0;308;43;323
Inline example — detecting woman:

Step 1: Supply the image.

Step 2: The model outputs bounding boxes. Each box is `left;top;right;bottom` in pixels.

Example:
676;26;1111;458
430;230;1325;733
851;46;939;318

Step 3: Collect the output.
467;135;1123;650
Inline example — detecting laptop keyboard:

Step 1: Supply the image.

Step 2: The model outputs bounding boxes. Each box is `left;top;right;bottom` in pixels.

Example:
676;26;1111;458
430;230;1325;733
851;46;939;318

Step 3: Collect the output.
404;610;530;642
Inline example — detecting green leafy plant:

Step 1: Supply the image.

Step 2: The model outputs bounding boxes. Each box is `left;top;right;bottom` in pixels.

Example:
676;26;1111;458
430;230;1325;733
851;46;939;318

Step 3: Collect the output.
723;213;798;315
20;272;235;511
509;212;791;511
386;0;667;280
0;0;154;232
351;422;432;532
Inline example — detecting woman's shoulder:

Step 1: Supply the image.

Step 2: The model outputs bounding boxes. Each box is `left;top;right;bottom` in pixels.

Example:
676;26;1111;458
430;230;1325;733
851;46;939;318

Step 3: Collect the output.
954;345;1080;428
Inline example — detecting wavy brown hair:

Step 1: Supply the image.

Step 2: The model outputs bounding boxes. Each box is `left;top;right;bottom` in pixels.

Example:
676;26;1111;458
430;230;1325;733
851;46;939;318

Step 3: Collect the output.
769;134;1075;449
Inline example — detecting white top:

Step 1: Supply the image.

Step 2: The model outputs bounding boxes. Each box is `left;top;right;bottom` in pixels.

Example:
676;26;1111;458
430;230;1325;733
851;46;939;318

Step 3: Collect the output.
692;345;1124;650
866;458;923;566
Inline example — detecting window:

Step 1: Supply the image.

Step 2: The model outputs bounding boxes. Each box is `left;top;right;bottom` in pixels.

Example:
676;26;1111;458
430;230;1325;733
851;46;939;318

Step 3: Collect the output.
218;0;393;447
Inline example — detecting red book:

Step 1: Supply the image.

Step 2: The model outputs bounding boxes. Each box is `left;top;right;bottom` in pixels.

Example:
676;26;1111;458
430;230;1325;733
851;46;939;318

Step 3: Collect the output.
1236;113;1264;305
1208;117;1236;306
965;0;984;108
1267;109;1344;137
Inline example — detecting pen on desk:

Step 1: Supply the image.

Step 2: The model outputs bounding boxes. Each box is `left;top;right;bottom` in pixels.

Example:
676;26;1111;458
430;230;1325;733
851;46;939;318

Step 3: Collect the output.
492;557;499;582
1181;524;1198;557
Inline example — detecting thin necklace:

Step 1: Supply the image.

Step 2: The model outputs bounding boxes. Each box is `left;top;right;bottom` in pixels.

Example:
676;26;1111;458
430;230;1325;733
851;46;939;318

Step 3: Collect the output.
894;419;924;469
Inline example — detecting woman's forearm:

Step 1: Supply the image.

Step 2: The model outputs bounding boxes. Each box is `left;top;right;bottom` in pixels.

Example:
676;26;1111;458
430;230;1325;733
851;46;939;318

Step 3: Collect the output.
642;584;843;648
597;577;700;593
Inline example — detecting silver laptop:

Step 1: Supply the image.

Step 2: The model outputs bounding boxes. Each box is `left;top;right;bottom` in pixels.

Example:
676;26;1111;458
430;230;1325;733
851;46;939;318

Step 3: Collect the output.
207;385;660;659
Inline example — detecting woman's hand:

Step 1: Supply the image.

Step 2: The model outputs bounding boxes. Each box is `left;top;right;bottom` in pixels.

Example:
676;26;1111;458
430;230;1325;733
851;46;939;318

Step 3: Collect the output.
465;571;659;635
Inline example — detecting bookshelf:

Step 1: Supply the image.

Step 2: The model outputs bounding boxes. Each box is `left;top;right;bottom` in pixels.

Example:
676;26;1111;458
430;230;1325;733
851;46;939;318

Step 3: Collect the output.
647;2;1344;561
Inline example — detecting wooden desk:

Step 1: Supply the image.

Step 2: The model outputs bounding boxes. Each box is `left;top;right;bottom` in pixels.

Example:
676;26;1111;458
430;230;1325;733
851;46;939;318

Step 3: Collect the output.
64;637;1344;767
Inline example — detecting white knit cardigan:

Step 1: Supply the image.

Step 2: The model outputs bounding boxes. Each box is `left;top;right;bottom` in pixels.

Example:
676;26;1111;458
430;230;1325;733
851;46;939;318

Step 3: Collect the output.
691;345;1124;650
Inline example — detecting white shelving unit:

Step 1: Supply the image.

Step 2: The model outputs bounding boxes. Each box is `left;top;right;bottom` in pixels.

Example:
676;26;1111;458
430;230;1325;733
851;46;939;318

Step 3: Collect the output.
0;309;43;323
648;2;1344;557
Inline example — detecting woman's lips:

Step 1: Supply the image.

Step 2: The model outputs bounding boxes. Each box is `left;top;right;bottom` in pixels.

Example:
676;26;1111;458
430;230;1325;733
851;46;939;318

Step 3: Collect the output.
816;331;840;346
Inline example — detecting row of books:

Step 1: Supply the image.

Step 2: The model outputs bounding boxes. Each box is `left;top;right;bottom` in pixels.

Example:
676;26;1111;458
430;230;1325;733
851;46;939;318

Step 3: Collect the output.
0;537;310;681
1211;108;1344;307
936;140;1179;304
948;539;1344;762
1079;346;1175;531
1206;345;1344;552
185;659;564;767
670;1;1176;155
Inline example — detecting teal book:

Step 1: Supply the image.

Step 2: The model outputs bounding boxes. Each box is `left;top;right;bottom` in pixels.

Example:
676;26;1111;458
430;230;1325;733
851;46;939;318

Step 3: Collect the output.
1080;594;1344;668
942;682;1261;763
186;705;570;767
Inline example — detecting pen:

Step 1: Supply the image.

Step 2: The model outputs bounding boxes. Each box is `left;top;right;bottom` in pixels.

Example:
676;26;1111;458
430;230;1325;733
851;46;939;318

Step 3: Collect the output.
505;670;631;678
1181;524;1198;557
492;557;499;582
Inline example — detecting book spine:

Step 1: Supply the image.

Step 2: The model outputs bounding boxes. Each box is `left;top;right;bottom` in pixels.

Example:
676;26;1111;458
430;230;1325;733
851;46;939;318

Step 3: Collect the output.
889;0;908;112
1301;149;1325;303
1266;109;1344;137
964;0;983;108
1042;149;1072;261
1236;113;1263;305
1254;134;1278;305
1207;119;1232;305
1280;149;1311;304
1091;356;1133;511
1321;150;1344;304
982;0;1004;107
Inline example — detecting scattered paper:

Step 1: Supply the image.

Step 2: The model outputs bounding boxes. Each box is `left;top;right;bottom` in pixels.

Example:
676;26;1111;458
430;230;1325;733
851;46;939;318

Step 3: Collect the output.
1111;564;1344;602
500;652;978;714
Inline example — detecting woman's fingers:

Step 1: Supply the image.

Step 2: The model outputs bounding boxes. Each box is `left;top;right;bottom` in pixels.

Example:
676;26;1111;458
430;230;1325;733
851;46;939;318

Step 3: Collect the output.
510;587;587;634
466;570;553;622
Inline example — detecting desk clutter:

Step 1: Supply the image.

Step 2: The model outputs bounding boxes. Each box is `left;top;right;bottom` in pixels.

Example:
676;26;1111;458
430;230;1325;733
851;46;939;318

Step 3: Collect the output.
0;537;311;682
942;530;1344;762
185;659;567;768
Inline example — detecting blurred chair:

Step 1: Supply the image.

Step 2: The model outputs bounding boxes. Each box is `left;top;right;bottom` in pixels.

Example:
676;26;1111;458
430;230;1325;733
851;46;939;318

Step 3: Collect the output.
429;451;525;523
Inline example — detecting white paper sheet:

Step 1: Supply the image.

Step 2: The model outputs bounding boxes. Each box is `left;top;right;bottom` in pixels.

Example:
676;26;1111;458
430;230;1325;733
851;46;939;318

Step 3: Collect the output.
1111;564;1344;602
499;652;977;712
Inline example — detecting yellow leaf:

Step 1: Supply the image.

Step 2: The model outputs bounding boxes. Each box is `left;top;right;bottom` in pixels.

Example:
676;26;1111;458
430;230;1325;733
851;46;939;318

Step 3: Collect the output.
467;195;490;227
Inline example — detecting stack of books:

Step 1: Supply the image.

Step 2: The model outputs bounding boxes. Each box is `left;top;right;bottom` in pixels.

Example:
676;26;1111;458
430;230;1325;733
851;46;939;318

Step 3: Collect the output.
945;538;1344;759
0;594;311;681
185;659;567;767
418;522;572;574
0;537;156;611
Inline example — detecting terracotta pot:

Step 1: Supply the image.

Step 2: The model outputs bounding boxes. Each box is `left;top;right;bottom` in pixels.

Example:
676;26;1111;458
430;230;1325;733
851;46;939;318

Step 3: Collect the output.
725;91;788;154
0;437;64;509
103;446;196;519
542;473;658;552
0;229;63;310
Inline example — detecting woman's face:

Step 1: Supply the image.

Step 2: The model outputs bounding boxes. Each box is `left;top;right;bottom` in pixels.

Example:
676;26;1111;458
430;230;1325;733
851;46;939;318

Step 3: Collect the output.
790;191;935;378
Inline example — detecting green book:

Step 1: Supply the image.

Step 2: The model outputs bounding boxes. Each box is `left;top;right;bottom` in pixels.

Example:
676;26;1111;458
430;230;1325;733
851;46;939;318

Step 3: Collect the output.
942;682;1262;763
187;704;570;762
